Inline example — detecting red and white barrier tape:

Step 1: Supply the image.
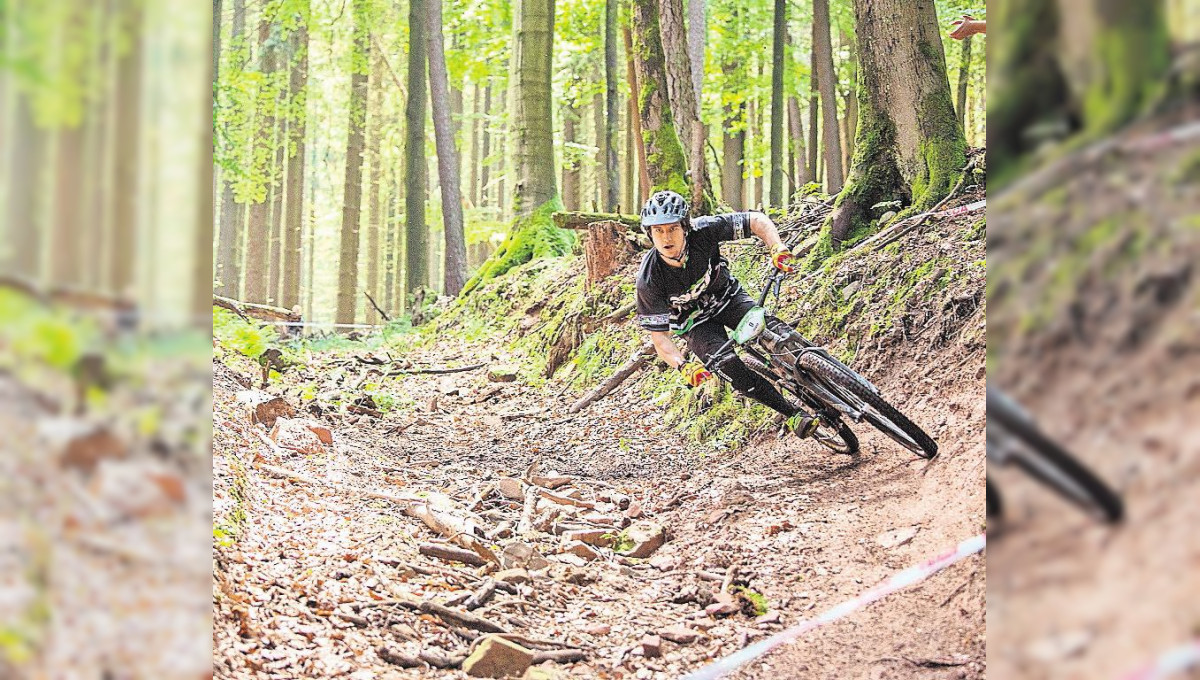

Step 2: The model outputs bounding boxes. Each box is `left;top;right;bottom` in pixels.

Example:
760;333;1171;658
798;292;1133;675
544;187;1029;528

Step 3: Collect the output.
1120;640;1200;680
938;199;987;218
682;533;986;680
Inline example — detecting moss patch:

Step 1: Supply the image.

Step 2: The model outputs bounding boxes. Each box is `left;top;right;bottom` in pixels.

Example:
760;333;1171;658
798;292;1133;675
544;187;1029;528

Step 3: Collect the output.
461;198;576;296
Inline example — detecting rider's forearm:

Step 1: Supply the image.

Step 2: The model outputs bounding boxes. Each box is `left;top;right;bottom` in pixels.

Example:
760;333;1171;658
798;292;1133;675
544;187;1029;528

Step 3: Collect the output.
650;332;685;370
748;212;784;250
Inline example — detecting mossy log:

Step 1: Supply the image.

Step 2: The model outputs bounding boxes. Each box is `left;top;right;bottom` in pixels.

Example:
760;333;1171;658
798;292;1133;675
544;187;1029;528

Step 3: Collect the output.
552;211;641;230
214;295;301;324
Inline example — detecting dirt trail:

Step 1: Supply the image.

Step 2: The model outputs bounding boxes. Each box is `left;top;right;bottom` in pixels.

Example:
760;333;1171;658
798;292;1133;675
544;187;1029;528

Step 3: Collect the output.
213;201;986;679
988;116;1200;679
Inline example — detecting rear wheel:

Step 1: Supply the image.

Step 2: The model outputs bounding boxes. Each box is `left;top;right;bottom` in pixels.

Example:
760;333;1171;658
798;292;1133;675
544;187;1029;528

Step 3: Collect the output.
798;351;939;459
810;415;859;455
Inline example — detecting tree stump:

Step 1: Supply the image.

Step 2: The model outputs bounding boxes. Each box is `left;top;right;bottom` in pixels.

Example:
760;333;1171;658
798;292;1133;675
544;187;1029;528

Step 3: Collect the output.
585;220;635;286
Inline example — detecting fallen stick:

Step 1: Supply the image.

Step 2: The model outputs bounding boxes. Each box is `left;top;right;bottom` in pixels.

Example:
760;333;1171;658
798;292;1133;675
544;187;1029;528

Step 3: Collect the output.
419;542;488;567
537;488;595;509
363;290;392;322
605;302;636;322
378;646;424;668
386;362;487;376
569;343;655;414
533;649;588;664
463;578;498;610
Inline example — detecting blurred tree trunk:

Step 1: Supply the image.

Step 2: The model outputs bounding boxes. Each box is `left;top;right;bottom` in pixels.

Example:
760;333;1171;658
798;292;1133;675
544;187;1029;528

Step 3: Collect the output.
768;0;785;206
480;83;491;208
807;49;818;187
686;0;704;103
52;132;85;287
244;16;274;304
562;106;580;210
217;0;247;299
789;94;807;188
268;104;286;303
604;0;620;212
194;0;218;322
110;0;144;297
956;35;972;129
365;53;384;324
623;26;650;204
82;0;114;289
468;81;480;206
828;0;965;245
428;0;467;296
812;0;842;193
335;1;370;325
404;0;429;305
841;28;858;178
282;7;308;310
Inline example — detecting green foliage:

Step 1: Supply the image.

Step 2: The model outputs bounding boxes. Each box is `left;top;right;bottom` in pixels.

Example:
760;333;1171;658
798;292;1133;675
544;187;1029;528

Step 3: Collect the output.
462;198;576;295
732;586;770;616
213;307;279;358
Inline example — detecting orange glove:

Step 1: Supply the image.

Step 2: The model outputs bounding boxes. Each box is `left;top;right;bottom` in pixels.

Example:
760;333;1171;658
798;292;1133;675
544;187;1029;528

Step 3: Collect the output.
679;361;713;387
770;244;795;273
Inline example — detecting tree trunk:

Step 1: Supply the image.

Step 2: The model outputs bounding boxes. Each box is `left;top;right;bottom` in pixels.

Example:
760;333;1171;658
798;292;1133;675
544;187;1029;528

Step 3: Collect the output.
428;0;467;296
195;0;219;322
656;0;713;213
807;64;818;186
632;0;697;203
841;28;858;176
593;90;604;211
217;0;247;298
366;53;384;324
282;11;308;310
686;0;705;103
956;35;972;130
768;0;786;206
624;93;636;212
82;0;113;289
336;3;370;325
2;85;45;279
404;0;430;305
480;83;492;208
720;95;745;210
827;0;966;247
788;95;807;188
623;26;651;204
268;104;286;304
562;106;581;210
604;0;620;212
52;126;85;287
812;0;842;193
462;0;572;294
110;0;144;296
244;17;274;304
468;81;480;206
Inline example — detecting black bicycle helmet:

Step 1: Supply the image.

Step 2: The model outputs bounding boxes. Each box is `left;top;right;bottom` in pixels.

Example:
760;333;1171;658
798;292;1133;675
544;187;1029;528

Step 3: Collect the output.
640;190;689;235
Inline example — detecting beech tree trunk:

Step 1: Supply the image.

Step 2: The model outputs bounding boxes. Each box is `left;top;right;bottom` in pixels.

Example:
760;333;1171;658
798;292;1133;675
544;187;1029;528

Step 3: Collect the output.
335;1;370;324
366;53;384;324
404;0;430;302
812;0;842;193
655;0;713;213
827;0;965;246
428;0;467;296
956;35;972;130
623;26;651;204
768;0;786;206
282;10;308;310
562;106;581;210
604;0;620;212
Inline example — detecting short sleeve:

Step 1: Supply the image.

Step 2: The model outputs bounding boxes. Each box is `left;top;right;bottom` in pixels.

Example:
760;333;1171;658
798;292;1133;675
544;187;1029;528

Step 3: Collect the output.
635;281;670;332
691;212;751;243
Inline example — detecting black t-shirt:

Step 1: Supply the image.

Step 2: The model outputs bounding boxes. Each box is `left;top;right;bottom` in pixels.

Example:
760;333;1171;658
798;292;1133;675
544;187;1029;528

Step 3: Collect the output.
635;212;751;334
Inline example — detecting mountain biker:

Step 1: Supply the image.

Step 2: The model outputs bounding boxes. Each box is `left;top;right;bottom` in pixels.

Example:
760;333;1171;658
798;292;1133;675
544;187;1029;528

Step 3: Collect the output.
634;190;822;439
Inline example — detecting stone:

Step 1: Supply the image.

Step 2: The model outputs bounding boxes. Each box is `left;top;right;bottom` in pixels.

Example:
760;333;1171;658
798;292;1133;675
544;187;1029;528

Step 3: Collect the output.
462;635;534;678
875;526;920;549
639;635;662;659
498;477;525;501
583;623;611;636
624;501;644;519
304;421;334;445
841;280;861;299
270;418;325;454
581;512;619;526
658;624;700;644
618;522;666;558
755;611;781;626
495;568;531;585
649;554;678;571
501;544;549;571
487;366;519;383
522;667;562;680
561;541;601;562
42;419;129;474
879;210;897;225
562;529;614;547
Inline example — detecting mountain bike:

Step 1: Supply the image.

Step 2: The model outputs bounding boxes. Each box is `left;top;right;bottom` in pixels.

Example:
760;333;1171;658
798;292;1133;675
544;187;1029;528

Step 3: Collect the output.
706;267;938;459
987;386;1123;523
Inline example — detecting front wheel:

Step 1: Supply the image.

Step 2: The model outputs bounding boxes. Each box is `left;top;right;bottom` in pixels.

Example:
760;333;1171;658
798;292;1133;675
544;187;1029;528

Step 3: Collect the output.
798;351;939;459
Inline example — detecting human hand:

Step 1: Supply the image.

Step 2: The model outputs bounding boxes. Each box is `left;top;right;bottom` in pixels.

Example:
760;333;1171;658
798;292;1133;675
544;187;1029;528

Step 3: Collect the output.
679;361;713;387
770;244;796;273
949;14;984;40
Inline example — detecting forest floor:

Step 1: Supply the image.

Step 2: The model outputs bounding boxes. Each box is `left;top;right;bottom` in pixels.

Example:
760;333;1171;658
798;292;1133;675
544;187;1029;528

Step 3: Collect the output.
988;110;1200;679
212;182;987;679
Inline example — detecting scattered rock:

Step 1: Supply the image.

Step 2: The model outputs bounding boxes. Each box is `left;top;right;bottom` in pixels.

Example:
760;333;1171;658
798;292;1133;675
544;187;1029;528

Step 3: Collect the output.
501;544;550;570
841;280;861;299
462;635;534;678
498;477;525;500
875;526;920;549
755;611;781;626
658;624;701;644
487;366;519;383
879;210;897;225
438;378;459;395
531;475;571;489
649;554;678;571
581;512;620;526
638;635;662;659
618;522;666;558
522;667;562;680
495;568;531;585
562;567;598;585
90;459;187;521
270;417;324;454
624;501;644;519
304;421;334;445
561;541;601;562
42;420;129;474
562;529;614;547
583;623;611;636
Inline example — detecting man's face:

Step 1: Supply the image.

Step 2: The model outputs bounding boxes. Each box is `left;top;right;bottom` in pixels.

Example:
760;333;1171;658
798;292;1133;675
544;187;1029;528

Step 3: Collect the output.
650;221;686;262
